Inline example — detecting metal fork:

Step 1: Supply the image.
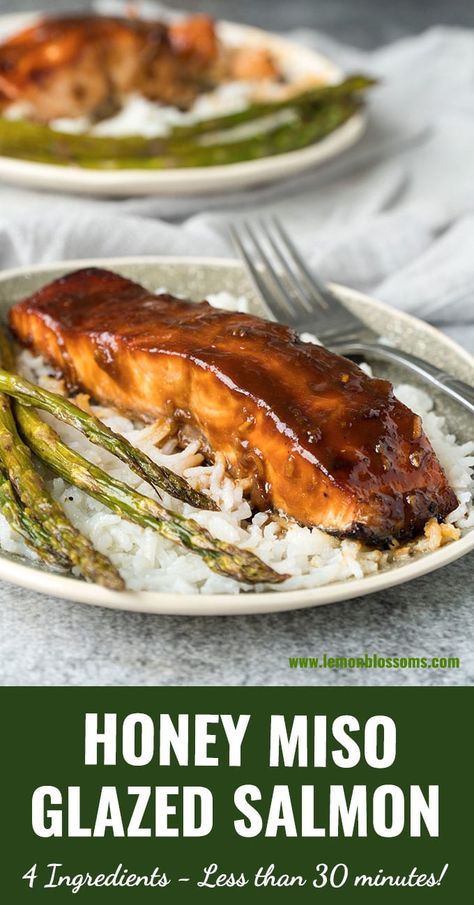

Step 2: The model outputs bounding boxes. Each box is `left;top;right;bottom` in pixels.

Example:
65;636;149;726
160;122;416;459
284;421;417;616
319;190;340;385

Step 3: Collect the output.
229;216;474;415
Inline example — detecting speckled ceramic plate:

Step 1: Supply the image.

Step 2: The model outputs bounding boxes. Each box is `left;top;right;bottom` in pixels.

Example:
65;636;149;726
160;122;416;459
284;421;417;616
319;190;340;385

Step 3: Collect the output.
0;13;366;197
0;256;473;615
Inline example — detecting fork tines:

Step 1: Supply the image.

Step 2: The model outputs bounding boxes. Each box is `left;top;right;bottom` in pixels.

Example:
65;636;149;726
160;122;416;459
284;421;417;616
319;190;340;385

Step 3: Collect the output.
229;217;320;323
229;215;364;341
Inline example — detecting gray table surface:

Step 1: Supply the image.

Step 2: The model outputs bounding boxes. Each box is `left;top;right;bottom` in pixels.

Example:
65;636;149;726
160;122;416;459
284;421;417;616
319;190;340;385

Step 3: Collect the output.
0;0;472;687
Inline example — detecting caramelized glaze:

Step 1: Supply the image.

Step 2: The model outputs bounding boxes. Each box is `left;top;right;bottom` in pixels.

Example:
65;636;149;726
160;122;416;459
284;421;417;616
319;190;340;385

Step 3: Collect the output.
9;267;458;545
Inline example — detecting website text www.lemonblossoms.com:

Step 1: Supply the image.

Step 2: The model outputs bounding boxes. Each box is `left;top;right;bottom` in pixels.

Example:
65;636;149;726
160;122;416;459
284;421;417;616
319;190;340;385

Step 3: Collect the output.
288;654;461;671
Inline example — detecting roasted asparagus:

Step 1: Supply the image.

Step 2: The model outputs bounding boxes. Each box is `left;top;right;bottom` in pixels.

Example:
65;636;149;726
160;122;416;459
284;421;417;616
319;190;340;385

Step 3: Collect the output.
0;335;70;567
0;75;374;169
0;367;215;511
0;465;68;567
15;404;285;585
0;389;124;588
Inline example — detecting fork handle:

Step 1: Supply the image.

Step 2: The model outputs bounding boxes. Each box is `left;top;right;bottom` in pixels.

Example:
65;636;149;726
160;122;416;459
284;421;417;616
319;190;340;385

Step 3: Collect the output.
333;340;474;416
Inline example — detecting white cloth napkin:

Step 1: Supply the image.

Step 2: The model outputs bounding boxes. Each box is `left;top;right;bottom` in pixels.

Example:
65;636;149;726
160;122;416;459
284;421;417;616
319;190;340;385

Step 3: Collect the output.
1;13;474;338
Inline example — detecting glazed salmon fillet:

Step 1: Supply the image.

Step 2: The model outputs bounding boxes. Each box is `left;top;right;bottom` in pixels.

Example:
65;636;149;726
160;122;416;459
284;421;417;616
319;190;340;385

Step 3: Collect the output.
9;267;458;546
0;13;280;122
0;13;219;120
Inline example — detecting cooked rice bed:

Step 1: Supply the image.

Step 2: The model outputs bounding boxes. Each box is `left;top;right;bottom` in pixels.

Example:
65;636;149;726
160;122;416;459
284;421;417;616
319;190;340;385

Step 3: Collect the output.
0;291;472;595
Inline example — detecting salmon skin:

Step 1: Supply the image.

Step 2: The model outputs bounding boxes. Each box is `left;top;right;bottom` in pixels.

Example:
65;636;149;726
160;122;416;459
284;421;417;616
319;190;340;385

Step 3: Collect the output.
9;267;458;546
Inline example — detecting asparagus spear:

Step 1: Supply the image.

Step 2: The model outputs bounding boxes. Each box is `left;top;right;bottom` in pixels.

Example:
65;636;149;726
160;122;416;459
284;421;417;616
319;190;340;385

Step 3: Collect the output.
20;98;360;171
0;465;68;567
0;467;40;551
0;367;215;511
170;74;376;139
15;404;285;585
0;389;124;588
0;117;169;165
0;98;354;168
159;99;361;170
0;332;71;566
0;75;374;168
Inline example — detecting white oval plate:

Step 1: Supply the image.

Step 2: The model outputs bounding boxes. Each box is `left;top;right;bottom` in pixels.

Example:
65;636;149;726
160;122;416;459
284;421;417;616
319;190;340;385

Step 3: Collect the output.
0;256;473;615
0;13;366;197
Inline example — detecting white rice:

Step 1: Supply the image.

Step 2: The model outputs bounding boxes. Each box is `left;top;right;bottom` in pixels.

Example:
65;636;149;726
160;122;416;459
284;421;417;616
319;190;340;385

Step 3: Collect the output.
46;84;270;139
0;290;472;595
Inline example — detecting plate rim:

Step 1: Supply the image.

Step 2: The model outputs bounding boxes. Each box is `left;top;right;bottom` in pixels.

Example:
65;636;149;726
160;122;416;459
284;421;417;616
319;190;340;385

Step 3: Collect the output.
0;254;473;615
0;13;366;196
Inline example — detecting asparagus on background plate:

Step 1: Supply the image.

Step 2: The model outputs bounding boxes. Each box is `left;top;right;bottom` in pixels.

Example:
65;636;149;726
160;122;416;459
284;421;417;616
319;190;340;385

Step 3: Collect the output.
170;74;375;139
0;75;374;169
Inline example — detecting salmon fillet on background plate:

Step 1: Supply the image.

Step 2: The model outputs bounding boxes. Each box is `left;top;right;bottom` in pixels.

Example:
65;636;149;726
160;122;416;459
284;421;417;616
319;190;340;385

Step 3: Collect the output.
0;12;279;122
